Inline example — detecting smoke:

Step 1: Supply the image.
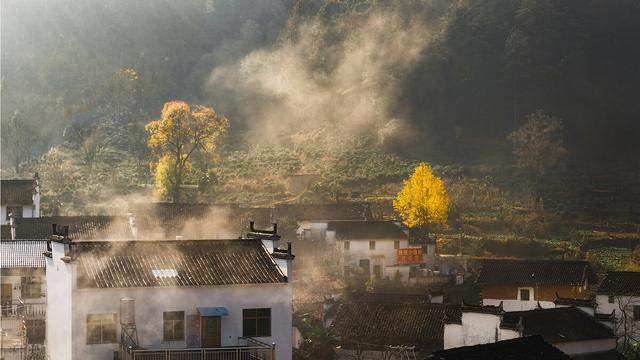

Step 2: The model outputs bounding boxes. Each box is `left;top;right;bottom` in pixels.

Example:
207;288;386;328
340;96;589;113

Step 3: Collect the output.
206;12;430;146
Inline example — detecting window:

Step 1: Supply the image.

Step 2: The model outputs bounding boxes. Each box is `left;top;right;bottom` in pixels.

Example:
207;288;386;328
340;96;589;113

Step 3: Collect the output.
87;314;117;344
163;311;185;341
608;295;615;304
21;276;42;299
6;206;22;220
344;241;350;250
518;288;532;301
634;306;640;321
243;308;271;337
26;319;45;344
369;241;376;250
394;240;400;249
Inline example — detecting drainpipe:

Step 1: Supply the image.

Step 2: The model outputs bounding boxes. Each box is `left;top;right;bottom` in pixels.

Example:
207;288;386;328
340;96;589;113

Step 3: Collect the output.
9;214;16;240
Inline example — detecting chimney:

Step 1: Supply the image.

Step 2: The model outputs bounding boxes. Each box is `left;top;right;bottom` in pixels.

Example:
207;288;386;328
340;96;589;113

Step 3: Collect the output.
128;213;139;240
33;172;41;217
9;214;16;240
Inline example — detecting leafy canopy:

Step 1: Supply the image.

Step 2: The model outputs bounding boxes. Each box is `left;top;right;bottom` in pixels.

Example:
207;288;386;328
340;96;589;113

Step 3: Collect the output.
146;101;229;201
393;163;449;228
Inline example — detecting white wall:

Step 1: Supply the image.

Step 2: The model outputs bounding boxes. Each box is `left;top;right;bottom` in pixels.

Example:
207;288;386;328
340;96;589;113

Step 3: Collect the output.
596;294;640;340
482;298;555;312
0;204;36;226
443;323;464;349
337;238;418;278
71;284;293;360
460;312;501;346
46;241;75;360
554;338;617;355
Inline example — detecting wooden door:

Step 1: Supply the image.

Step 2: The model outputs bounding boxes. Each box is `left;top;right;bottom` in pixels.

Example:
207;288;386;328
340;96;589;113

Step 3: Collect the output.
1;283;12;316
201;316;221;348
359;259;370;277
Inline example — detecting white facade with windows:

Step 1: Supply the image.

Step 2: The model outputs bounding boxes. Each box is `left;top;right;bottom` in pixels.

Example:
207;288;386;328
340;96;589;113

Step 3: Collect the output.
46;235;294;360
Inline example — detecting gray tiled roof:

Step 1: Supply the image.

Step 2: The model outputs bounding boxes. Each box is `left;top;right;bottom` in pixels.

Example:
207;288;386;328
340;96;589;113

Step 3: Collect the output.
430;336;571;360
73;239;287;288
476;259;596;286
274;203;372;221
14;216;133;240
597;271;640;296
327;221;407;240
1;179;35;205
0;240;47;268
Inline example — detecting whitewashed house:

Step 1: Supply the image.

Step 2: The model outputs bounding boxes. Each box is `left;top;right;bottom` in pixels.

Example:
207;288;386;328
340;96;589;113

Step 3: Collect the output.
45;224;294;360
1;175;41;226
331;221;423;281
443;303;620;358
476;259;596;311
595;271;640;344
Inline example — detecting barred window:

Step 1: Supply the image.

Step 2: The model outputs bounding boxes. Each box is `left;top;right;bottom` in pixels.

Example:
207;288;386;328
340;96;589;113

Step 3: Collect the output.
163;311;185;341
87;314;117;344
243;308;271;337
21;276;42;299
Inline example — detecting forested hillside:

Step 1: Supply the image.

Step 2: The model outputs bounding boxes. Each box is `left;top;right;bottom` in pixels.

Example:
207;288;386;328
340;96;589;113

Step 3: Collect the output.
2;0;639;218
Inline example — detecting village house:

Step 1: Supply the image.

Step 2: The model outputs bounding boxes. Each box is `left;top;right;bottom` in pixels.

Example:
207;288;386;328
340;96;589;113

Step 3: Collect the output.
273;203;373;243
328;292;461;359
45;223;294;360
594;271;640;344
1;240;48;358
330;220;424;281
476;259;596;311
443;302;622;359
1;175;41;226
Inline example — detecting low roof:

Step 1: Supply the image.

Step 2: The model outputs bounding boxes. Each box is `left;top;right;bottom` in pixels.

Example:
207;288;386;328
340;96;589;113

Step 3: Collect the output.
73;239;287;288
476;259;596;286
129;202;273;239
14;216;133;240
327;221;407;240
429;336;570;360
572;350;627;360
331;301;460;349
597;271;640;296
1;179;35;205
1;240;48;268
274;203;371;221
501;307;614;343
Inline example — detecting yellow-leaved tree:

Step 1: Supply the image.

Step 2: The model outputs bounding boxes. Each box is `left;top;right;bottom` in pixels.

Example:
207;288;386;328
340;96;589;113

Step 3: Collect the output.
146;101;229;202
393;163;449;233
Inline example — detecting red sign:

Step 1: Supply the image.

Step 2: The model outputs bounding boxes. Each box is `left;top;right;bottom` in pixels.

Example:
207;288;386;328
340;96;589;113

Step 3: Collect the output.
397;248;423;265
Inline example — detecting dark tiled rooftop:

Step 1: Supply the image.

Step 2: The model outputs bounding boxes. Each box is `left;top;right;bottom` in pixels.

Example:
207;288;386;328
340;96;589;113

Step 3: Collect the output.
274;203;372;221
429;336;571;360
0;240;48;268
571;350;626;360
597;271;640;296
476;259;596;286
1;179;35;205
501;307;615;343
14;216;133;240
331;301;460;349
327;221;407;240
73;239;287;288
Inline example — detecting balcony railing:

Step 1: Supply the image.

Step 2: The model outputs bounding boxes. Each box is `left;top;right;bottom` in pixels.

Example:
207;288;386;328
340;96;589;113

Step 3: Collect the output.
0;302;46;318
120;337;275;360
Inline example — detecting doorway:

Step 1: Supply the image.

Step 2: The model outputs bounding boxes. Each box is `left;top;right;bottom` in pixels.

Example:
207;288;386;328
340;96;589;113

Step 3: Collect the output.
201;316;221;348
359;259;370;278
1;283;12;316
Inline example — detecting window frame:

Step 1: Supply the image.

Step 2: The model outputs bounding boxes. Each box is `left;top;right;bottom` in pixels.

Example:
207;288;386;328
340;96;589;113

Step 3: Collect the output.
608;295;615;304
344;241;350;250
242;308;271;337
163;311;185;342
394;240;400;249
86;314;117;344
20;276;42;299
369;241;376;250
518;287;533;301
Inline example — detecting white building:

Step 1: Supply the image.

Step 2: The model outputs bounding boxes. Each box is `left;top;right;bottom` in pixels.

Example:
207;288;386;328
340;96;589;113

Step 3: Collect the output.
595;271;640;344
1;176;41;226
444;303;619;358
45;225;294;360
330;221;423;281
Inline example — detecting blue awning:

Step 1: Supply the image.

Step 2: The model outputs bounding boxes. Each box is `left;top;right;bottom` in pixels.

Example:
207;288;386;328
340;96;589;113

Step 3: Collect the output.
197;307;229;316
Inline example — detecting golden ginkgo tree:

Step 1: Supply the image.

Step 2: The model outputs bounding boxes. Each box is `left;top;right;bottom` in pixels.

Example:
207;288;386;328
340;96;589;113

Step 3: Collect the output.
146;101;229;202
393;163;449;233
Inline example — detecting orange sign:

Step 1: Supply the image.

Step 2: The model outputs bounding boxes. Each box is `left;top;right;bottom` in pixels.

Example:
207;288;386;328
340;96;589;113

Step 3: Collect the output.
397;248;423;265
